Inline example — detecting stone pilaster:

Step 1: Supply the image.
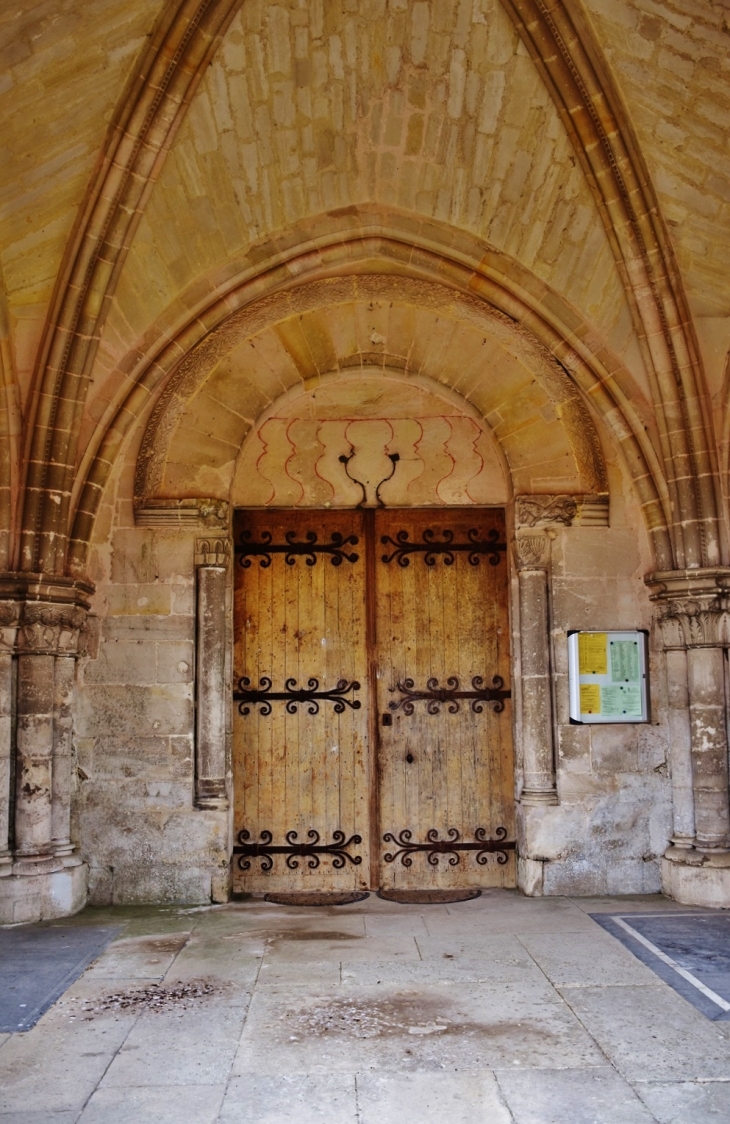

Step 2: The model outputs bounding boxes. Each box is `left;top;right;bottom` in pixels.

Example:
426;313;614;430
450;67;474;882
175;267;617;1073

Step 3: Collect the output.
194;537;231;810
514;531;558;805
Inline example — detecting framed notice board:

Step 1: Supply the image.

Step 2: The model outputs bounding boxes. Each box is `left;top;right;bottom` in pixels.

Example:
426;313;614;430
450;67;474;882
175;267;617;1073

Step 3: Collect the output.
568;631;649;724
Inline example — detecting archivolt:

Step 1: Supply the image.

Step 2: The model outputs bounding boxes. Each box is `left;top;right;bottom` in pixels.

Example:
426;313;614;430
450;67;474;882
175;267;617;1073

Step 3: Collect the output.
503;0;719;568
67;220;672;574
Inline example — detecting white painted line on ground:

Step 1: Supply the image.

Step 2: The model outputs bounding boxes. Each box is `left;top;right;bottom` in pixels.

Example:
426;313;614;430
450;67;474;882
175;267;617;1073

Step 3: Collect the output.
614;915;730;1013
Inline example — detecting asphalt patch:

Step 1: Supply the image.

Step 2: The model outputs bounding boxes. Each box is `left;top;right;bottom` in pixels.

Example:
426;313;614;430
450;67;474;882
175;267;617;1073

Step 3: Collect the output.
0;921;120;1031
592;910;730;1021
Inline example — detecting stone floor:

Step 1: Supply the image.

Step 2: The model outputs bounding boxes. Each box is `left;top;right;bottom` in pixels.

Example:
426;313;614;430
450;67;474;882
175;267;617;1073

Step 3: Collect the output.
1;891;729;1123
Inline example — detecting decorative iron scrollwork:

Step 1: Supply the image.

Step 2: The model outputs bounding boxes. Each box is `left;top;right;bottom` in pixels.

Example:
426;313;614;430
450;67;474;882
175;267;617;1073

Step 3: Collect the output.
236;529;359;568
234;828;363;871
383;826;515;867
388;675;510;715
234;676;361;715
380;527;506;567
338;449;400;507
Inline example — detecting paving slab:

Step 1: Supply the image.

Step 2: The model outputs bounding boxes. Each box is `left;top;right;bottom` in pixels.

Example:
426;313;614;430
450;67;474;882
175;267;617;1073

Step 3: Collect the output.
356;1071;513;1123
77;1084;225;1123
634;1080;730;1123
0;1015;132;1113
0;1114;80;1123
495;1065;658;1123
219;1075;358;1123
560;983;730;1081
82;932;190;981
518;929;660;988
100;1005;247;1087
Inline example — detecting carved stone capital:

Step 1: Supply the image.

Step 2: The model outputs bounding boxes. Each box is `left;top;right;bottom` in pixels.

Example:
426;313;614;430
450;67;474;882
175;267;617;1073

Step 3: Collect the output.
515;493;609;528
17;603;88;656
513;532;551;571
646;569;730;649
134;497;230;530
0;601;21;652
195;537;232;568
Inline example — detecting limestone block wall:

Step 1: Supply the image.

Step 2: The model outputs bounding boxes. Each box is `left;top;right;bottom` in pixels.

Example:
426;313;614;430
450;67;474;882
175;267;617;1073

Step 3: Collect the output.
73;519;228;905
526;523;672;896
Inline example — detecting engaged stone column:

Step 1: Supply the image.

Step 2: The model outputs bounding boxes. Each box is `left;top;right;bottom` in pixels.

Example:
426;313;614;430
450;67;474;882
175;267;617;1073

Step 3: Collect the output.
687;647;730;850
649;570;730;856
0;604;19;877
14;650;57;871
514;532;558;805
52;654;80;864
194;537;231;809
14;603;86;874
664;648;695;850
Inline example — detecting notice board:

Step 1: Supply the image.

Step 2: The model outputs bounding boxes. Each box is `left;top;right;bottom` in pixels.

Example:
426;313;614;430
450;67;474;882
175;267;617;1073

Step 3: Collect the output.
568;631;649;724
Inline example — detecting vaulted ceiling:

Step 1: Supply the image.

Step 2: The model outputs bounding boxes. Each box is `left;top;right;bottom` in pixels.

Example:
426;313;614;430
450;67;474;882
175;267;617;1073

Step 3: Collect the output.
1;0;729;578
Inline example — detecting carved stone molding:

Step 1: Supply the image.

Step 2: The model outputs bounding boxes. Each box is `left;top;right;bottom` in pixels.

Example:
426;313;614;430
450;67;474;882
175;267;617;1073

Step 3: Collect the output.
515;494;609;529
513;532;551;572
133;275;609;507
647;569;730;650
195;537;232;568
17;603;88;656
135;498;230;530
0;602;21;652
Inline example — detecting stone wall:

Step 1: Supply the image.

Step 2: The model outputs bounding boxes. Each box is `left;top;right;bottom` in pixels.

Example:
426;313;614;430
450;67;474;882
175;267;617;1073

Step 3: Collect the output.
73;510;229;905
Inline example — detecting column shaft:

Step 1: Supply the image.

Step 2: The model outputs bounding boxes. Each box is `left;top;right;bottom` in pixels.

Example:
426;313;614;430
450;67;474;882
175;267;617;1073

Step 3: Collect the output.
665;648;695;848
195;563;228;808
0;652;12;874
52;655;77;860
687;646;730;850
518;566;558;803
14;653;58;869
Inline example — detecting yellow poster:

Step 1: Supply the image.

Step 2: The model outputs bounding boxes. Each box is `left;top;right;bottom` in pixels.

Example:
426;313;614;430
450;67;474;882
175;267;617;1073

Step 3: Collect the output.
580;683;602;714
578;632;607;676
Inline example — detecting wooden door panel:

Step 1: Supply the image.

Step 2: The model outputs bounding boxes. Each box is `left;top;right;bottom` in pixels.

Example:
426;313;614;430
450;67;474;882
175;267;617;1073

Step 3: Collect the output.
232;510;369;891
375;509;515;889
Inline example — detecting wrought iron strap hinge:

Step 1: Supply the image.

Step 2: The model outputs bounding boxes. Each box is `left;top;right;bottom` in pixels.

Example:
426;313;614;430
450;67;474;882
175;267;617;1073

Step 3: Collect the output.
233;829;363;871
234;676;361;715
388;675;510;714
236;529;359;567
383;827;515;867
381;527;506;566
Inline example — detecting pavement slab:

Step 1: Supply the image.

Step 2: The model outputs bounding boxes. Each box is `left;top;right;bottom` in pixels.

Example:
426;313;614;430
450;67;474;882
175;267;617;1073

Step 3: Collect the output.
634;1080;730;1123
77;1085;225;1123
495;1065;659;1123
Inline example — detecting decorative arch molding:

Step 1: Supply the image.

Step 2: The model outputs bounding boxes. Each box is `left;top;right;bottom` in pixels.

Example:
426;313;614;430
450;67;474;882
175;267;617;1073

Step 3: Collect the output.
502;0;719;569
132;273;608;508
67;225;672;575
17;0;712;578
18;0;242;577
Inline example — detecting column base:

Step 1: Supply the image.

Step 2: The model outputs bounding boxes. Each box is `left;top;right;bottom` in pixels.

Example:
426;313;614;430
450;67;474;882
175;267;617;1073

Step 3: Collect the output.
0;862;88;924
520;789;559;806
662;848;730;908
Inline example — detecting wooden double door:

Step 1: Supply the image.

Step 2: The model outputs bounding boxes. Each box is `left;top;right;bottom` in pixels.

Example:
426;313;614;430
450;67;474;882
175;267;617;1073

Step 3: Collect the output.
232;508;515;892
